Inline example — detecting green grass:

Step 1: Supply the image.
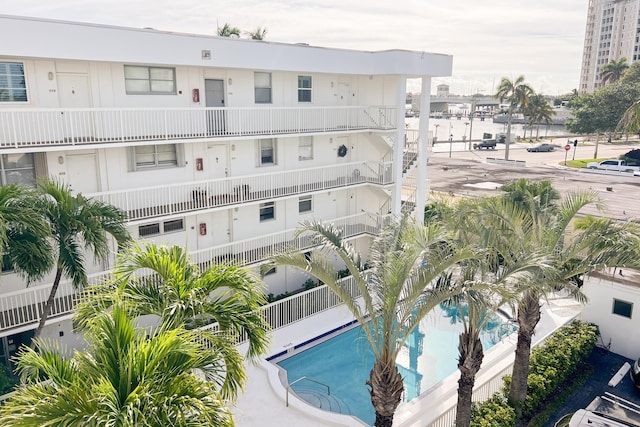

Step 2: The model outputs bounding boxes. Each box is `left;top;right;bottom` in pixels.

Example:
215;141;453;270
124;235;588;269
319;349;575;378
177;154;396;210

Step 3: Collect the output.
563;158;611;168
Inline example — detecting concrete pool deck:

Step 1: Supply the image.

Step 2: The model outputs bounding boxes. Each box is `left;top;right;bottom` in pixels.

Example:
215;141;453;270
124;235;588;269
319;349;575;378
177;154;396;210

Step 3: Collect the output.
231;294;583;427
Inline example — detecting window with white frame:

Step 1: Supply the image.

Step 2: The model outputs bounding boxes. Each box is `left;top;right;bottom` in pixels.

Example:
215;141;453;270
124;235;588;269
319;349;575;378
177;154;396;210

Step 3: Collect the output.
259;139;276;166
124;65;176;95
298;75;312;102
1;153;36;187
259;201;275;221
0;62;27;102
298;136;313;161
612;298;633;318
299;195;312;213
254;72;272;103
138;218;185;237
132;144;179;170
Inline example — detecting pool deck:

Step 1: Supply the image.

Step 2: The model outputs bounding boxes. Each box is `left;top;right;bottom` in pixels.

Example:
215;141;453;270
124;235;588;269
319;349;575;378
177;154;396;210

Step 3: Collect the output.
231;294;583;427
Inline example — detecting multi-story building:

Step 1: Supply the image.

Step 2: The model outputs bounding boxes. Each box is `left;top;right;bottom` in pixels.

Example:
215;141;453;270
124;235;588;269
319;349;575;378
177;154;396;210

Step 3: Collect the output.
0;15;451;368
579;0;640;93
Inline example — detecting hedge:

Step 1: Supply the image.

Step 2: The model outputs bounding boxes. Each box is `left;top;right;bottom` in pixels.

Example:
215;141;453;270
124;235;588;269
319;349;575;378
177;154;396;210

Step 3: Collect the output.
470;320;599;426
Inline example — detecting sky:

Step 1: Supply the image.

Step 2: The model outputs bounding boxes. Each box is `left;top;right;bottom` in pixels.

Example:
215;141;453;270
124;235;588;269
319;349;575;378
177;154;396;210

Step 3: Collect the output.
0;0;588;97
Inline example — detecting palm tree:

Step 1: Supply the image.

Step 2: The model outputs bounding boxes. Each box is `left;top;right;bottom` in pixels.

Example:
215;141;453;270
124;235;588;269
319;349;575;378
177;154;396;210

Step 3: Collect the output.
269;216;477;427
618;98;640;135
32;179;130;341
76;243;270;399
0;306;234;426
501;180;640;424
217;23;240;38
446;197;548;427
601;57;629;85
0;184;53;281
495;76;534;160
247;27;267;40
527;94;555;140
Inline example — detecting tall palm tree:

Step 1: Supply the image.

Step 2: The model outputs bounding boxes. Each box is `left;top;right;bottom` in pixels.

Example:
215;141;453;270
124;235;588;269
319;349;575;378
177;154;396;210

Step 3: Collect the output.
0;306;234;426
0;184;53;281
217;23;240;38
446;197;548;427
501;180;640;424
247;27;267;40
601;57;629;85
526;94;555;140
76;243;270;399
495;76;534;160
269;216;477;427
32;180;130;341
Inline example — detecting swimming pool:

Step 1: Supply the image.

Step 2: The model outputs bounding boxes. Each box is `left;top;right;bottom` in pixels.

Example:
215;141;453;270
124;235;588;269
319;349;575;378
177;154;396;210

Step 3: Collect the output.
276;304;513;425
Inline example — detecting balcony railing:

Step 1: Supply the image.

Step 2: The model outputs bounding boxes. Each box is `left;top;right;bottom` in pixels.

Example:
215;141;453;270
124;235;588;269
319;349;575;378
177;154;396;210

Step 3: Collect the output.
0;212;384;333
88;161;393;222
0;106;396;148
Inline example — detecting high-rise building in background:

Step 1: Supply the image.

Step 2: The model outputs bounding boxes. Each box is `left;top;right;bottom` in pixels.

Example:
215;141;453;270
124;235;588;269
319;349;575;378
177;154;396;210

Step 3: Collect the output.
579;0;640;93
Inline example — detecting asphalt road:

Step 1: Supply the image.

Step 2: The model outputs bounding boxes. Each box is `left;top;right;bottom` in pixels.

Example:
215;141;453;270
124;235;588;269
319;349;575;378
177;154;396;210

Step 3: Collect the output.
415;140;640;221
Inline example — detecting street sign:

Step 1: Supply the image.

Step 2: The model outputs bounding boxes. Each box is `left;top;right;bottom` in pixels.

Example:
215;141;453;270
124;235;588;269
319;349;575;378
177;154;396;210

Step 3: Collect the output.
564;144;571;151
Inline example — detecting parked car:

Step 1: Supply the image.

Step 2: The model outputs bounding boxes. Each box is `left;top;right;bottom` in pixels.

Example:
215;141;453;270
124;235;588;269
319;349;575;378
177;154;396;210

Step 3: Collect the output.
527;143;555;152
586;159;640;173
472;140;497;150
632;357;640;390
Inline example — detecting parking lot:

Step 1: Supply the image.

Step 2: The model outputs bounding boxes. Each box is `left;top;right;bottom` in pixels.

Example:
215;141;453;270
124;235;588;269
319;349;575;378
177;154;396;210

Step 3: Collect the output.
421;141;640;221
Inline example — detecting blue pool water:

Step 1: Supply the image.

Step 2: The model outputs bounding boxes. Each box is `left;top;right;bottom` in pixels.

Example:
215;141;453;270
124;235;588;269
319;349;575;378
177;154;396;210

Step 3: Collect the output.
277;304;513;425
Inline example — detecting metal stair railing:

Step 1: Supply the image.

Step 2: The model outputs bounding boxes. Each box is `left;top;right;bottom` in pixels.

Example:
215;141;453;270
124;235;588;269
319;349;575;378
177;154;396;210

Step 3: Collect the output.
286;376;331;407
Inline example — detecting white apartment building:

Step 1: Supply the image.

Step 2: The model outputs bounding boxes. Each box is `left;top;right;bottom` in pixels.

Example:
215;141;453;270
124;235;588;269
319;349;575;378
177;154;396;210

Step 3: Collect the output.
579;0;640;93
0;15;451;368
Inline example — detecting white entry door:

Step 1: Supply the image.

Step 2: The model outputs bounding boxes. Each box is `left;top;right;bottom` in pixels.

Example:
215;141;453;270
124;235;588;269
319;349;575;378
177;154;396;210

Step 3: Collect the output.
207;144;228;179
57;74;93;141
66;152;99;195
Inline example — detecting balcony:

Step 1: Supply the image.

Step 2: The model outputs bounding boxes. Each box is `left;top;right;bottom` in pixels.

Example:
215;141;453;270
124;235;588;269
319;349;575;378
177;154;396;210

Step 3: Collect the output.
88;161;393;222
0;106;396;149
0;212;384;334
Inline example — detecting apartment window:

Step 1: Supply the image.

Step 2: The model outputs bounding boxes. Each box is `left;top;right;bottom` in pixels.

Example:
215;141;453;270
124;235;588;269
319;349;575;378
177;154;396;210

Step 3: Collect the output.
299;195;312;213
298;136;313;161
259;139;276;166
254;72;272;103
124;65;176;94
259;201;275;221
0;62;27;102
138;218;184;237
133;144;179;170
612;299;633;318
298;75;312;102
1;153;36;187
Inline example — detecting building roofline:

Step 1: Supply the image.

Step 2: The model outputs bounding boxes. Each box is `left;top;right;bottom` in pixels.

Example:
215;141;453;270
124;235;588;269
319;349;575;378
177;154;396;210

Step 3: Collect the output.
0;14;453;77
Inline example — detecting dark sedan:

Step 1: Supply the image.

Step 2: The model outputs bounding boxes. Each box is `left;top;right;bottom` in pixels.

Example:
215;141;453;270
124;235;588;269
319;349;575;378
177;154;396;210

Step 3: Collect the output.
527;143;555;152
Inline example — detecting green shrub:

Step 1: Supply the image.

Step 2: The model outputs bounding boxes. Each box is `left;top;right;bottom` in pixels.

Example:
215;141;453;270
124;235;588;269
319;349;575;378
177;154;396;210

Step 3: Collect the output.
470;395;515;427
0;364;16;395
471;321;598;423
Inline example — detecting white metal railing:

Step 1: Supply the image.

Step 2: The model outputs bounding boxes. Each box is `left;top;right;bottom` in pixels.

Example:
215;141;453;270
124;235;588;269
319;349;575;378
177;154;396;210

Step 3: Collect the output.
0;213;381;333
403;130;420;174
87;161;393;221
401;188;417;215
0;106;396;148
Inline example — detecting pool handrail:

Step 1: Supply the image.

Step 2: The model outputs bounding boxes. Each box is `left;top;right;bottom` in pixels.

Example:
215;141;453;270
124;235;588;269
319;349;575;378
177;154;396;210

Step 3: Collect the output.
286;376;331;407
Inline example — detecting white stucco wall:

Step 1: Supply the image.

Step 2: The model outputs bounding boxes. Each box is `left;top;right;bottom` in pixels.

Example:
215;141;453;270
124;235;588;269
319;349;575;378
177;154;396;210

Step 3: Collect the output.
580;271;640;359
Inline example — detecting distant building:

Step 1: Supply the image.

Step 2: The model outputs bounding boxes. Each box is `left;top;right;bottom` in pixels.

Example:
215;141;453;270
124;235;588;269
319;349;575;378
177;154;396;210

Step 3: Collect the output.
579;0;640;93
436;84;450;98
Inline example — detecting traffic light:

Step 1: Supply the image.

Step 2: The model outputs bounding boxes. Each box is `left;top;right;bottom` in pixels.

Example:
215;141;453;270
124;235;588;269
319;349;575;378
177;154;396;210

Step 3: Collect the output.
573;139;578;147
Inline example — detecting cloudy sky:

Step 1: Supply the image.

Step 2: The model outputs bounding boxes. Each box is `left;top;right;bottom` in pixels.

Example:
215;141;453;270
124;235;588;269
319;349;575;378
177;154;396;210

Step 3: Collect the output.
1;1;588;96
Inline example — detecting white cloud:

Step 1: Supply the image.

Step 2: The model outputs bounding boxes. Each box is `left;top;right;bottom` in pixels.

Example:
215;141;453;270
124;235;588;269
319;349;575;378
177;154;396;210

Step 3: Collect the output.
1;0;587;95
